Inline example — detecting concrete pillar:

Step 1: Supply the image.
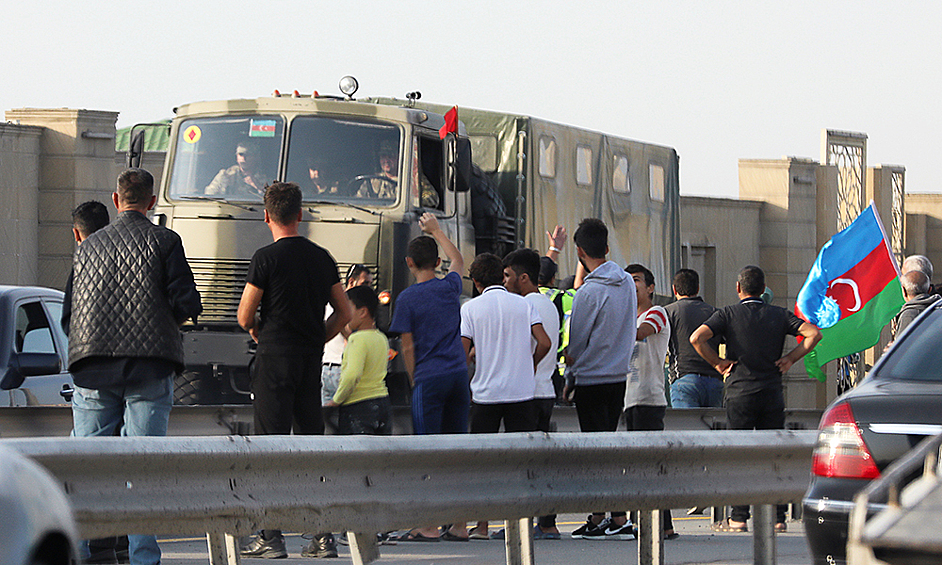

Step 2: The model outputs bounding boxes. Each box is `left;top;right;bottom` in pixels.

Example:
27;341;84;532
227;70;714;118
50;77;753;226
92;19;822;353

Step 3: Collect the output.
739;158;820;409
0;123;43;285
5;109;119;290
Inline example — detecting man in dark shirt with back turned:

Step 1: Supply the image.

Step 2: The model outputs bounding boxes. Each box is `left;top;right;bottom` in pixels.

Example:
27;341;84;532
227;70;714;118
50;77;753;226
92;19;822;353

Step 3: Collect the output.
664;268;725;408
237;181;351;559
691;265;821;533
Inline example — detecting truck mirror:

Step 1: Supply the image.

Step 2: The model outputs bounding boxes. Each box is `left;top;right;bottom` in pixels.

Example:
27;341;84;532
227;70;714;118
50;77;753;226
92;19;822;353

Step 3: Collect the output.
454;138;472;193
127;128;145;168
443;136;472;193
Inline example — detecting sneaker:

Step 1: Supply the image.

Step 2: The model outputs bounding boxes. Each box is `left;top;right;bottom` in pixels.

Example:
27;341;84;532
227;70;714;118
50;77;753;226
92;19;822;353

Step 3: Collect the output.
301;533;337;559
301;533;338;558
240;534;288;558
584;519;635;541
570;515;603;539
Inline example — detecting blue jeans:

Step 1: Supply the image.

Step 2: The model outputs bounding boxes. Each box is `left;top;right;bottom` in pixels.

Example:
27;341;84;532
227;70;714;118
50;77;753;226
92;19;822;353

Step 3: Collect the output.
73;376;173;565
669;373;724;408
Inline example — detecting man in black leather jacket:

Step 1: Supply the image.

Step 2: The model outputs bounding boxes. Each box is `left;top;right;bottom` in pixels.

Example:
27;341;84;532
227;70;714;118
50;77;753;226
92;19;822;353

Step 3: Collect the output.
66;168;201;565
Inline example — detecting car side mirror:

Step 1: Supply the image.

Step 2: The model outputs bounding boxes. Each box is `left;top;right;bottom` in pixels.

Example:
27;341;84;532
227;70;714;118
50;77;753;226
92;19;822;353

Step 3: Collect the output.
9;352;61;382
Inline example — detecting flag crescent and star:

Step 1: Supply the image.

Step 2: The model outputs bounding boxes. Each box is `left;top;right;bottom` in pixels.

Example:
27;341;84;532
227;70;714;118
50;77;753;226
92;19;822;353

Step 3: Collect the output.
795;202;904;381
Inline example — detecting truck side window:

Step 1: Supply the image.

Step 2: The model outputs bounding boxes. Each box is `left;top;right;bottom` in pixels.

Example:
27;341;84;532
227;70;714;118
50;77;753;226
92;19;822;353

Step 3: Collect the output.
539;137;556;178
15;302;56;355
416;136;444;211
649;163;665;202
613;154;630;194
576;145;593;186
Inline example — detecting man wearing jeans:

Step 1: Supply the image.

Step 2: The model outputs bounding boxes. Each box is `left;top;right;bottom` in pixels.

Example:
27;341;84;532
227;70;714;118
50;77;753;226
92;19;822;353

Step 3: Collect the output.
67;168;202;565
664;269;725;408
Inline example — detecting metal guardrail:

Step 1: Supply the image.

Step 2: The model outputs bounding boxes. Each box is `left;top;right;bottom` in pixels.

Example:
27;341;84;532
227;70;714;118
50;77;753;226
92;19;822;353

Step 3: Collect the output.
4;430;817;565
0;405;823;437
848;433;942;565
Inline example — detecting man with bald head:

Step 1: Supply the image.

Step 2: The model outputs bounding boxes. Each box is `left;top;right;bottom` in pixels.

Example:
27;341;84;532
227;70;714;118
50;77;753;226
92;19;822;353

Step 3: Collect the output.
893;270;940;337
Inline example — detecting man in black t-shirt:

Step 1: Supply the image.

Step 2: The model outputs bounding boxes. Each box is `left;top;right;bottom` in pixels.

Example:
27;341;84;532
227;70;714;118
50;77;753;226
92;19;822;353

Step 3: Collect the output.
237;182;351;559
690;265;821;533
664;269;725;408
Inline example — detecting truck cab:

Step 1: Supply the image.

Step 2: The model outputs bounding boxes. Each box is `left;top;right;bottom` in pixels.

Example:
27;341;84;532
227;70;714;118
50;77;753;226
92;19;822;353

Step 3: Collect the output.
152;88;476;405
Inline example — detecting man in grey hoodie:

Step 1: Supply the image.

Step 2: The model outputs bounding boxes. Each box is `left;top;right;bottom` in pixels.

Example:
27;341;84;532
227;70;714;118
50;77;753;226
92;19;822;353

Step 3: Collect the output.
563;218;638;540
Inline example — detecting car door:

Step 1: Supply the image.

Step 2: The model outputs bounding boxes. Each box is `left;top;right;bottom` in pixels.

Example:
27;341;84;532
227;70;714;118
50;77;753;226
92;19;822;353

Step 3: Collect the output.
8;298;72;406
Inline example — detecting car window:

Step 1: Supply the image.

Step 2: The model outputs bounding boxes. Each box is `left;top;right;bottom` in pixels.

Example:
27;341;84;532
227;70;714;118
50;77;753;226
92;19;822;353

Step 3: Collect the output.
877;307;942;381
15;302;56;355
43;300;65;341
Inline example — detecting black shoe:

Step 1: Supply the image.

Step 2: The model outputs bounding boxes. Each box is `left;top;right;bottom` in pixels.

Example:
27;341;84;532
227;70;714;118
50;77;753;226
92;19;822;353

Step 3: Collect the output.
301;533;338;559
240;534;288;558
570;515;603;539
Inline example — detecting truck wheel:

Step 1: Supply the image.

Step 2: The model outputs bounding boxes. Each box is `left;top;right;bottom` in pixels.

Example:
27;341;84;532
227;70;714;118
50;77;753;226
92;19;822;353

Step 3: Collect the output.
174;371;203;405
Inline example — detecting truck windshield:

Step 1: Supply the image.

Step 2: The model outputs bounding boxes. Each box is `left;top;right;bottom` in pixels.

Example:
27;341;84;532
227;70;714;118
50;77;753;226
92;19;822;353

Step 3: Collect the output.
285;116;401;205
167;116;283;202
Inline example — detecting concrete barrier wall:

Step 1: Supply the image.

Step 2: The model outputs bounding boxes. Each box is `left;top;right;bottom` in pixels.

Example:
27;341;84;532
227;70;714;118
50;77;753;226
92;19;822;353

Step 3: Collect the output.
0;123;43;286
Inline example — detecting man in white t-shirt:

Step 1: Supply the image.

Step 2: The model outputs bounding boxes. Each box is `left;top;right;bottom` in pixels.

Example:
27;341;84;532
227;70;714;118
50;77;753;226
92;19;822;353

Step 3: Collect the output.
503;249;560;432
461;253;551;432
322;264;373;406
503;248;563;539
461;252;552;539
624;263;676;539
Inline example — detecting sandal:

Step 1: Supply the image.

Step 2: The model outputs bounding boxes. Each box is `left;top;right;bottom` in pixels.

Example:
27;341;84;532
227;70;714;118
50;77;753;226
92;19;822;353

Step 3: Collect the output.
441;530;469;542
468;526;490;540
774;522;787;533
711;519;748;533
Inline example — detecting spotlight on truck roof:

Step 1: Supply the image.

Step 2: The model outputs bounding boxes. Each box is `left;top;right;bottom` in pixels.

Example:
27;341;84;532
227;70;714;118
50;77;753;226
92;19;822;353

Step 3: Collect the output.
339;76;359;99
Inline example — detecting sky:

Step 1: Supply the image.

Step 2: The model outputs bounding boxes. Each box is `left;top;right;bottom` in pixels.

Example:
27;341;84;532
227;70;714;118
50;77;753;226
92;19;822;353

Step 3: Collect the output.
2;1;940;198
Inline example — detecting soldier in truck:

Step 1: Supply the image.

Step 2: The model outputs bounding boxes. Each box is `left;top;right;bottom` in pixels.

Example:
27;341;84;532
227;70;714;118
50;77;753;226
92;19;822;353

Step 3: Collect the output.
205;140;268;199
355;139;398;200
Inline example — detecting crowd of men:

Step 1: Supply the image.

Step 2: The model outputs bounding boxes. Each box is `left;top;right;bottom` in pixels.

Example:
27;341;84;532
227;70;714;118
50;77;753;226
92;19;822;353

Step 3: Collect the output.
64;170;937;563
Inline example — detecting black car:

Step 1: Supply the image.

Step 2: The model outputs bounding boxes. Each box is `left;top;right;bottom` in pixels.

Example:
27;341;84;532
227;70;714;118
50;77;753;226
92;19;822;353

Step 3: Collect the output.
802;297;942;565
0;285;73;406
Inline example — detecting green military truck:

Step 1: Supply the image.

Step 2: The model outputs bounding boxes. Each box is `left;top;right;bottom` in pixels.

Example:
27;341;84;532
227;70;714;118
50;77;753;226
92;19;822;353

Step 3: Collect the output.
130;78;680;406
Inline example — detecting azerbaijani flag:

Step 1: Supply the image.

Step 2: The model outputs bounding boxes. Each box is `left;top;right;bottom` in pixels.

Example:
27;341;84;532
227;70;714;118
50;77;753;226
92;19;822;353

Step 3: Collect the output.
795;203;904;381
249;119;277;138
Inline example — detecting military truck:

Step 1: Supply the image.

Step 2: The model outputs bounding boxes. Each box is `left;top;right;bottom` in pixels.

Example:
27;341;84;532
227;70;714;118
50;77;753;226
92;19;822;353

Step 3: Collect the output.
131;78;680;405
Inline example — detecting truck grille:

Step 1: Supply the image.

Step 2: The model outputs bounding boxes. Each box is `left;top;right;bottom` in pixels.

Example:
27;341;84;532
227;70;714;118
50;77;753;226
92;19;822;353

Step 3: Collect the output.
189;259;250;324
188;259;378;325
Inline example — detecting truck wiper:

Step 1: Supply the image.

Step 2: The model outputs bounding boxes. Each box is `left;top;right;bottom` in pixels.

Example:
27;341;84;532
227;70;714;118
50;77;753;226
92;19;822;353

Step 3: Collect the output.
177;195;257;212
306;201;380;216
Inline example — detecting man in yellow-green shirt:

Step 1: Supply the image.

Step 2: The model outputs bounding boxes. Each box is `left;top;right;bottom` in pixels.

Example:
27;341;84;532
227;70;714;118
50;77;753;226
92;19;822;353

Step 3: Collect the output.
325;286;391;435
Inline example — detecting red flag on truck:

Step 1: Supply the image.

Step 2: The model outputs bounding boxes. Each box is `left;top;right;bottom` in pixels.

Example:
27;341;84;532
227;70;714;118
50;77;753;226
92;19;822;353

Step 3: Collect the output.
439;106;458;139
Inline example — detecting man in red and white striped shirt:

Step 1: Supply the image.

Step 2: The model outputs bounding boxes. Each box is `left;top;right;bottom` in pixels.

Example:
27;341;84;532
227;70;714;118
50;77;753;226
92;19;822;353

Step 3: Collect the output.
624;263;676;539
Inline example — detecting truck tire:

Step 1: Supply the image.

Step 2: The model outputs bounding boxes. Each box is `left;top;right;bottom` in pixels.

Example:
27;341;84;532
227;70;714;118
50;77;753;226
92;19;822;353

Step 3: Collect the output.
174;371;203;405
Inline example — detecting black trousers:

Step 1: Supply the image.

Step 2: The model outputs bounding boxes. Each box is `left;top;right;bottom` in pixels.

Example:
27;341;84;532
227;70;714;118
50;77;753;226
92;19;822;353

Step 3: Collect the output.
252;351;324;540
252;352;324;436
470;400;537;433
623;404;673;531
574;381;627;519
726;387;787;524
338;396;392;435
